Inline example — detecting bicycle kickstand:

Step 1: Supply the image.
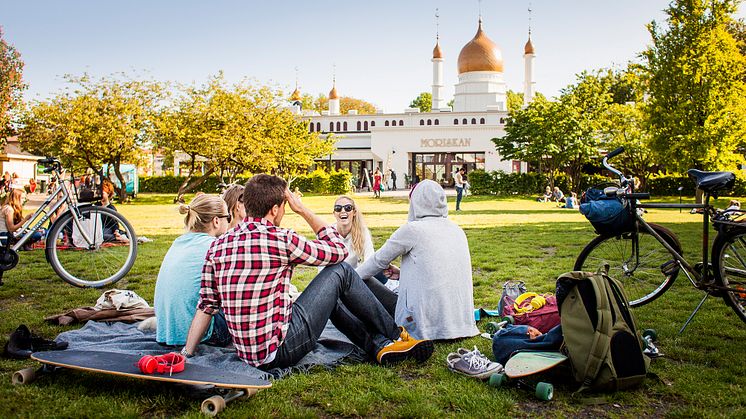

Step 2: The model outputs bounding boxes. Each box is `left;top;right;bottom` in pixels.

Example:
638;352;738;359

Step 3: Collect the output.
678;293;709;335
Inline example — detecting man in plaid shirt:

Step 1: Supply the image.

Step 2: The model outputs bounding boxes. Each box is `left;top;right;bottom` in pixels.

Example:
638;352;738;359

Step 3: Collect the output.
182;174;433;368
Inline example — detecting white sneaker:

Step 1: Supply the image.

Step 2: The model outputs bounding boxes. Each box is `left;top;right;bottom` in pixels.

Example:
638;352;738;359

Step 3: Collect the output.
446;346;503;380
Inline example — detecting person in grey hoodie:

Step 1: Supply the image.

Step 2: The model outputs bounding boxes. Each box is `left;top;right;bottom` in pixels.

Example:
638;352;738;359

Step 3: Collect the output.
356;179;480;341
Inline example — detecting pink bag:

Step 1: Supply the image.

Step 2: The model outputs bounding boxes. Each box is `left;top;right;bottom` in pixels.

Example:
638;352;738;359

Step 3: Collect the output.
503;293;561;334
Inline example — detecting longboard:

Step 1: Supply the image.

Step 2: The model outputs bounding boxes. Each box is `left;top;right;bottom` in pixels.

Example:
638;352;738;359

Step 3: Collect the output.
489;351;567;401
13;350;271;416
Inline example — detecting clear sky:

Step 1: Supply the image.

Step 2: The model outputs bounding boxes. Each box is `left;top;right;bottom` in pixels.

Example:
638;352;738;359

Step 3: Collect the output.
2;1;745;112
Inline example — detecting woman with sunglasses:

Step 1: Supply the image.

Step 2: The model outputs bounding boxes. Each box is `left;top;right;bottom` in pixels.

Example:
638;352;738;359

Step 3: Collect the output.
221;184;246;230
154;194;232;347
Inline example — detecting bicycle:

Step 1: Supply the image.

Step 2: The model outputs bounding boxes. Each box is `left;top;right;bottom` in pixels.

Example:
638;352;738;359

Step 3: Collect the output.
0;157;138;288
574;147;746;332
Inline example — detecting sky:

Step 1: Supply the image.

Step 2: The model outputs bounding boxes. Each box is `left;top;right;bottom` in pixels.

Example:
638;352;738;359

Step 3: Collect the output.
2;1;745;113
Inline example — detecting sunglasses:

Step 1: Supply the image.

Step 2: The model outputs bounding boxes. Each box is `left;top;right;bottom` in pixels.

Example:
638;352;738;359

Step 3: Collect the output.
333;204;355;213
216;214;232;223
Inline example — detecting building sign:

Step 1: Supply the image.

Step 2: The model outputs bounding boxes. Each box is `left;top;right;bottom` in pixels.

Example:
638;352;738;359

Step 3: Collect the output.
420;138;471;148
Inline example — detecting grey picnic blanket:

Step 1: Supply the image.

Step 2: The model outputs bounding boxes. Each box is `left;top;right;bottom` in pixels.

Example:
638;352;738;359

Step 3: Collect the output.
55;320;366;380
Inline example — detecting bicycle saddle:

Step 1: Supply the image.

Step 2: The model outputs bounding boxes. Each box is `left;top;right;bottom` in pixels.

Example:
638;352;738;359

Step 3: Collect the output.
687;169;735;193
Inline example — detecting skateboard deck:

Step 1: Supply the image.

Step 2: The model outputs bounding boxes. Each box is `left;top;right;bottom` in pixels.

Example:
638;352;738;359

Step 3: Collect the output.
15;350;271;416
504;351;567;378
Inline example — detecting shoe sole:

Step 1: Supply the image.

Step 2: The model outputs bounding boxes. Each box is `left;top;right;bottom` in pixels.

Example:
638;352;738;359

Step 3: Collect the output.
379;340;434;365
447;365;504;380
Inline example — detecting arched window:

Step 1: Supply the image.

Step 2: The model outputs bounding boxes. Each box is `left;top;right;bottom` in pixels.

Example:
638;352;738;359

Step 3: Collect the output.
399;120;403;126
329;122;334;131
343;121;347;131
358;121;362;130
420;120;424;126
316;122;321;132
427;119;432;126
434;119;439;125
370;121;375;127
309;123;315;132
471;118;477;124
454;118;459;125
336;122;341;131
480;118;485;124
364;121;369;130
462;118;468;124
385;120;390;127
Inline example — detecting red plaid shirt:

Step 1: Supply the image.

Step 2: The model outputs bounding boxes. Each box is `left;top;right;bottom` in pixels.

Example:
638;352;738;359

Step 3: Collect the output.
197;217;347;366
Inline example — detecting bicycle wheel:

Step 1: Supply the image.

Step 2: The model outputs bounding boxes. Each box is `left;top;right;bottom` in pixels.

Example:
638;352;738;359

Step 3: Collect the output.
574;223;681;307
46;206;137;288
712;228;746;323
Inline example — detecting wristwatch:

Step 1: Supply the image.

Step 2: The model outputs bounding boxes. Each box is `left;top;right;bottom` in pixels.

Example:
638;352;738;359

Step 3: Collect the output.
180;347;194;358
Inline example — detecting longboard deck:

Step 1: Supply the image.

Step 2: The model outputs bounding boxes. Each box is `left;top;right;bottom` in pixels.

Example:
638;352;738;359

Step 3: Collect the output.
31;350;271;390
504;351;567;378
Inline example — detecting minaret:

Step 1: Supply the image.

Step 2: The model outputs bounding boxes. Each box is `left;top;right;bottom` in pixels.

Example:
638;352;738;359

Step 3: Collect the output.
328;68;340;115
431;9;445;110
523;6;535;107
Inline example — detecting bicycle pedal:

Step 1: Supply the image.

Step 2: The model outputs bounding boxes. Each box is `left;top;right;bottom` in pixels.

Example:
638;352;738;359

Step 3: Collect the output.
660;260;679;276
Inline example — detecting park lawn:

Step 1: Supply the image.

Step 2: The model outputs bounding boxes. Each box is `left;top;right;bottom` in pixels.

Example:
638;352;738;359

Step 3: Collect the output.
0;193;745;418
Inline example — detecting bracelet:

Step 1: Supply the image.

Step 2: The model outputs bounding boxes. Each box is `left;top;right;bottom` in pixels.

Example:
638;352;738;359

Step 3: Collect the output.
180;346;194;358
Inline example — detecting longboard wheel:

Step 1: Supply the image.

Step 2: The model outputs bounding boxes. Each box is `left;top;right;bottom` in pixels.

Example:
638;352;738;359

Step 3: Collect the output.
488;372;507;388
12;368;36;385
485;322;501;335
502;316;514;325
201;395;226;417
535;382;553;401
642;329;657;342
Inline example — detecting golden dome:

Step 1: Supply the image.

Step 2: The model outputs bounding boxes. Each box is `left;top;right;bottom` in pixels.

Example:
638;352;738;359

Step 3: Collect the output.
433;40;443;59
290;88;301;101
457;19;503;74
329;85;339;100
524;37;535;55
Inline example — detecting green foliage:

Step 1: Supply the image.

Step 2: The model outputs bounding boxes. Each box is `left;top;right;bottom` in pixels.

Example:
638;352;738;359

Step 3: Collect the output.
327;170;353;194
600;102;658;189
0;27;25;139
288;169;352;195
409;92;432;112
643;0;746;172
138;176;239;193
469;169;609;195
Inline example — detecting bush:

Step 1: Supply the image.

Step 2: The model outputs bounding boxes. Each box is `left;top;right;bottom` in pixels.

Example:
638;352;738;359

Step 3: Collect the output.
327;170;353;195
468;171;607;196
288;169;353;195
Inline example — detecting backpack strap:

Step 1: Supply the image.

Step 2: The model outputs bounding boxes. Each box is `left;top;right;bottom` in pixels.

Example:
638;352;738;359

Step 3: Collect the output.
576;266;613;392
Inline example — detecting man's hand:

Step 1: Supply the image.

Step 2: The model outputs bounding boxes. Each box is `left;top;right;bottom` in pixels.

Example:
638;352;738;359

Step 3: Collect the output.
527;326;542;339
383;264;400;280
284;188;306;215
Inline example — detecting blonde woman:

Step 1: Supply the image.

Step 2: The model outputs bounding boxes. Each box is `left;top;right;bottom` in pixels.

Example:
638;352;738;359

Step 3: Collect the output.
221;184;246;229
0;188;43;250
154;194;232;347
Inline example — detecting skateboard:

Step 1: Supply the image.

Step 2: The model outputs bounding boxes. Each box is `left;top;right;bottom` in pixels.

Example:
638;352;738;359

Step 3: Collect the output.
488;351;567;401
12;350;272;416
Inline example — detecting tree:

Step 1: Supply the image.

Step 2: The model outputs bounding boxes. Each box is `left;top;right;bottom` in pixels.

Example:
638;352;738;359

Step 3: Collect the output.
311;95;376;114
643;0;746;172
409;92;432;112
600;103;657;189
506;91;524;113
20;74;162;201
0;27;25;140
447;98;454;109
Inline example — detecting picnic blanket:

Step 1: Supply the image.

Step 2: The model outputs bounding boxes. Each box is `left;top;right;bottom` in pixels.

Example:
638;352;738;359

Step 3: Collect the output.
55;320;366;380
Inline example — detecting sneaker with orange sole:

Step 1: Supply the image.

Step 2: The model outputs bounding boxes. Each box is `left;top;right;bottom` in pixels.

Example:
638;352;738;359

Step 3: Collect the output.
376;327;434;365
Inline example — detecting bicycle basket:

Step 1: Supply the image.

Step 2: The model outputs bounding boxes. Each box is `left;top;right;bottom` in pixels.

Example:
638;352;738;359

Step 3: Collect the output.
75;171;104;203
579;187;635;236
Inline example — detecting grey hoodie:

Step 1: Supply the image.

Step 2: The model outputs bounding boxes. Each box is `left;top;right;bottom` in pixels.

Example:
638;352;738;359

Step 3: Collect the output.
357;180;479;340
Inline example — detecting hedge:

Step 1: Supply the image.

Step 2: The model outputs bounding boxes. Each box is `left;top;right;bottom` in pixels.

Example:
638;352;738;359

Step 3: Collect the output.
469;170;746;197
139;170;353;195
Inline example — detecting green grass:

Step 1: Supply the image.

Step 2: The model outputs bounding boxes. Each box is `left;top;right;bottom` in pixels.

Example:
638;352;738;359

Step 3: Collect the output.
1;193;745;418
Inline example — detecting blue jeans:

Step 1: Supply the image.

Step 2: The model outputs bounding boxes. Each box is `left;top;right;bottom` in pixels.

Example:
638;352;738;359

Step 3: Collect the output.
260;263;400;369
491;325;563;365
203;310;232;347
456;186;464;210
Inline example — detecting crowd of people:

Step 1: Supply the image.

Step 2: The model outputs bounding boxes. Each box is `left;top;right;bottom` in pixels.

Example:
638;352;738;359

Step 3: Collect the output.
153;175;482;371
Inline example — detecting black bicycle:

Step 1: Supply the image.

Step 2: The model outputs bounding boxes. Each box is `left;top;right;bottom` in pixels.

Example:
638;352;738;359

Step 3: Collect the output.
574;147;746;330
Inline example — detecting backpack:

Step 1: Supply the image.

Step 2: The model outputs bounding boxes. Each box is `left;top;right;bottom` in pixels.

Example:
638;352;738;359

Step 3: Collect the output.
497;280;527;316
502;292;561;334
579;187;635;236
555;267;649;392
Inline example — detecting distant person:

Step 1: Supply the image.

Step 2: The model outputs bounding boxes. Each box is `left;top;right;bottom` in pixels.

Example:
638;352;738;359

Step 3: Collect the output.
154;194;232;347
100;180;129;243
537;186;552;202
221;184;246;230
373;167;383;198
0;188;41;250
562;192;578;209
552;186;565;203
454;167;466;211
356;180;480;341
389;169;397;191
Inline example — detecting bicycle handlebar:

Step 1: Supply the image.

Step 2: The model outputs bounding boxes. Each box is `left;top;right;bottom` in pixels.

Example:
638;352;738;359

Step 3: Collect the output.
606;146;625;160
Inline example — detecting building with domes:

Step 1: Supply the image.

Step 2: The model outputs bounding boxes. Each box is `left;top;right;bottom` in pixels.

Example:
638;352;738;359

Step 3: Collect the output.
291;17;536;189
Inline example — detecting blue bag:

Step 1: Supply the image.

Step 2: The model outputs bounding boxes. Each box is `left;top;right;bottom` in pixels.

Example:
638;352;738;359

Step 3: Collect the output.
579;188;635;236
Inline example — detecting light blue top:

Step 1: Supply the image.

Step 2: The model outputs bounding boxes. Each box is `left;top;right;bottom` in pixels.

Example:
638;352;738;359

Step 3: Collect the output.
154;232;215;345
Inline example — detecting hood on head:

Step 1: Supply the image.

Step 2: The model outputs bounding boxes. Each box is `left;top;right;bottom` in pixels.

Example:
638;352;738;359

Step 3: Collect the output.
408;179;448;221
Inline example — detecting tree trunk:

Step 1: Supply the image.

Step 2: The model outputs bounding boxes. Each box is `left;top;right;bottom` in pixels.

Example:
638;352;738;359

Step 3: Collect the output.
113;161;128;203
175;166;216;203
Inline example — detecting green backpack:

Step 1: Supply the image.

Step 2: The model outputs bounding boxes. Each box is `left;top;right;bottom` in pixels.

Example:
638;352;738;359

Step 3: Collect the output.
555;267;650;392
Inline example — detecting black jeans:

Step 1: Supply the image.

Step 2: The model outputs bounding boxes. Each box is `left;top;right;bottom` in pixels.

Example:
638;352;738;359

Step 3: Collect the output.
261;263;400;370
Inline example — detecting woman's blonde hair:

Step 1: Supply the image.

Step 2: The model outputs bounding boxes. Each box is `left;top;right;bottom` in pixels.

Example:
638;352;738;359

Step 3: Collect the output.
3;188;24;223
335;195;368;263
178;194;226;233
221;184;244;219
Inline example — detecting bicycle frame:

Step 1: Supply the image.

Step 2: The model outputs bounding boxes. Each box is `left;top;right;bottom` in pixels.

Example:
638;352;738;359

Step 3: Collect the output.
7;171;96;252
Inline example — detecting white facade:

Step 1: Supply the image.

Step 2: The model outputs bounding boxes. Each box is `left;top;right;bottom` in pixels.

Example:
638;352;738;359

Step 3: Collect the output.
452;71;507;112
